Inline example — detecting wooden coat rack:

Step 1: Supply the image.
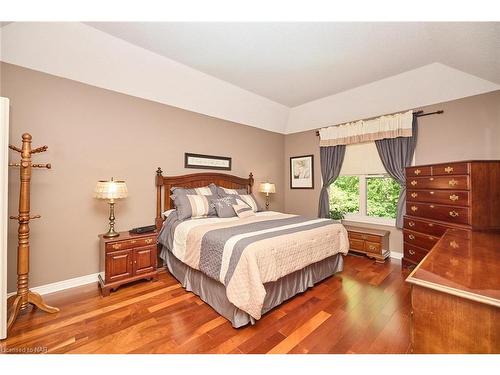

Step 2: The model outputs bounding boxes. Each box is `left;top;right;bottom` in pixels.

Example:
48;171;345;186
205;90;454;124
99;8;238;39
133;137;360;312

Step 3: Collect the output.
7;133;59;332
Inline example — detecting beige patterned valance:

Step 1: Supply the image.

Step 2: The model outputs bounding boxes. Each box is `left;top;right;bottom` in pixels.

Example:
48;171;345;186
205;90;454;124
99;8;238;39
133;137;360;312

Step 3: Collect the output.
319;110;413;147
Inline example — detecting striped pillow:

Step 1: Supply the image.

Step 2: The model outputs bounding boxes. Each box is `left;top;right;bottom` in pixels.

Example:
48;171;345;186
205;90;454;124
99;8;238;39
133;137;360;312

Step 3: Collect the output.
237;194;260;212
170;184;217;220
233;204;255;218
185;195;213;219
217;186;248;197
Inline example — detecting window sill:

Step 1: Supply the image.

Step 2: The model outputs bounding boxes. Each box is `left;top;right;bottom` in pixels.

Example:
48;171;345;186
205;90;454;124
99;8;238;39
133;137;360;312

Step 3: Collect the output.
341;214;396;228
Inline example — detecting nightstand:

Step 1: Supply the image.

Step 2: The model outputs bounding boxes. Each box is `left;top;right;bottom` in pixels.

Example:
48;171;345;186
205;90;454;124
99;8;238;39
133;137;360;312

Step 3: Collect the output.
98;230;159;296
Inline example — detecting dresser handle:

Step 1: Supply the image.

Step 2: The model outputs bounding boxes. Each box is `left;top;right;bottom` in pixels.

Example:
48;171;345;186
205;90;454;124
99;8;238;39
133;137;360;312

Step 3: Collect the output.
368;245;376;251
409;249;415;255
112;244;121;250
410;192;418;198
429;177;434;181
130;240;136;244
450;240;459;248
444;166;454;173
411;206;418;212
428;223;434;227
449;211;459;217
410;180;417;186
414;169;421;175
429;205;435;209
449;194;459;201
448;179;458;187
408;221;415;227
429;191;434;195
408;234;415;240
145;238;153;244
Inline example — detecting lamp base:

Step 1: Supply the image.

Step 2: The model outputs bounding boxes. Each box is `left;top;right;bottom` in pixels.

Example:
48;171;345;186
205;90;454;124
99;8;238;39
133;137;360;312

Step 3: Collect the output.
103;228;119;238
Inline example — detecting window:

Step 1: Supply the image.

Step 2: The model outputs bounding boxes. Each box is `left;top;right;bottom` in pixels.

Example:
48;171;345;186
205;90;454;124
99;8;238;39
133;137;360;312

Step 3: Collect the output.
327;142;402;225
330;175;400;224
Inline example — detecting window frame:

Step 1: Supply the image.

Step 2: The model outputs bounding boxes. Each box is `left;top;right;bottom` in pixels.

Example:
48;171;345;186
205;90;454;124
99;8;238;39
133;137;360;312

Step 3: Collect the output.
331;173;398;227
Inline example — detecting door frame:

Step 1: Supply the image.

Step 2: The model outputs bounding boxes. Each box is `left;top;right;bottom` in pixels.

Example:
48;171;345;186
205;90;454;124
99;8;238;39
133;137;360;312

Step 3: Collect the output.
0;97;9;339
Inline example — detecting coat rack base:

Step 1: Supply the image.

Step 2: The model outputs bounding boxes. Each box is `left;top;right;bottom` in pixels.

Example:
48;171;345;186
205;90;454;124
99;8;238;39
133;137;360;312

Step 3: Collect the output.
7;290;59;331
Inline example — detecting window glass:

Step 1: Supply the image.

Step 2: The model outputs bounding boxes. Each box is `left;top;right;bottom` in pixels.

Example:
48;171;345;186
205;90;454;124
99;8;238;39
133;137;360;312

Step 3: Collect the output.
366;176;400;219
329;176;360;215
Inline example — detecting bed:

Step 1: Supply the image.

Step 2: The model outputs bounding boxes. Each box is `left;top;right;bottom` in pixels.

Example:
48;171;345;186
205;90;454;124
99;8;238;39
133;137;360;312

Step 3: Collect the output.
154;168;349;327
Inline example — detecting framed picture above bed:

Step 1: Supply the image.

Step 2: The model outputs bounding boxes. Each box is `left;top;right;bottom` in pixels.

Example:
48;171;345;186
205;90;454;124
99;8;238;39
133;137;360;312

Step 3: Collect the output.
290;154;314;189
184;153;232;171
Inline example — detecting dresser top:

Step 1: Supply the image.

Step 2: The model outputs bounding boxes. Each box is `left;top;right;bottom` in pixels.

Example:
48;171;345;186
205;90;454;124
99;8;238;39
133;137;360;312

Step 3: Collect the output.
406;229;500;307
406;160;500;168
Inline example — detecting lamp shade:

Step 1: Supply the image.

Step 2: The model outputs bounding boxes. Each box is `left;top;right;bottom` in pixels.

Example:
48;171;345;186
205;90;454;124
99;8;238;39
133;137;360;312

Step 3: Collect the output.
94;179;128;200
259;182;276;194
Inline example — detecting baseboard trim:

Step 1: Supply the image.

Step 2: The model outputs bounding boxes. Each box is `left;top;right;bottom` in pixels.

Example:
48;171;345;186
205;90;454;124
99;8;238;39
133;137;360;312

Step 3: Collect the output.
390;252;403;260
7;272;99;298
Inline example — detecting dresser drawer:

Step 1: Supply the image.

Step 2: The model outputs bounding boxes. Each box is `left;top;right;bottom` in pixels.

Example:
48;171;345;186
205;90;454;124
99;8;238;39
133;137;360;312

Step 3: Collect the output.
406;166;432;177
432;162;470;176
106;236;156;252
403;216;452;238
407;189;470;206
349;238;365;251
364;241;382;254
403;229;440;250
406;202;470;225
406;175;469;190
404;242;429;264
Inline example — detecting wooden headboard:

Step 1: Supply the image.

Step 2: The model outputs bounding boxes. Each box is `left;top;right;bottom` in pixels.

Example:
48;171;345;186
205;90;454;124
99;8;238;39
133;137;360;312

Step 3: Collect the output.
155;167;254;229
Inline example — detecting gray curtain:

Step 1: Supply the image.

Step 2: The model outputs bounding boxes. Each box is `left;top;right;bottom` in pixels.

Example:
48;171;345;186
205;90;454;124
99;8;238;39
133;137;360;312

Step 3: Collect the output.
318;145;346;218
375;115;418;228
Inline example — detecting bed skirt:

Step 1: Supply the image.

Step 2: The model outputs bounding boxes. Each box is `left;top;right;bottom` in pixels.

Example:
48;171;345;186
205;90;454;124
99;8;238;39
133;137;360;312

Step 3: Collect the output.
161;247;344;328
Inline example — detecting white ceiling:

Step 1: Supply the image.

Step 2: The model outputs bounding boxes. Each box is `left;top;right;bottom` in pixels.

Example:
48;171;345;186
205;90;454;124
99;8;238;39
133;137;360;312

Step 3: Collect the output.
87;22;500;107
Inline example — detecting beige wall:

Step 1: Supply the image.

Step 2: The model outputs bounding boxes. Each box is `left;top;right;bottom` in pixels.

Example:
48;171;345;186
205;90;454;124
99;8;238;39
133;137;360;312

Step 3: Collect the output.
1;63;285;291
284;90;500;254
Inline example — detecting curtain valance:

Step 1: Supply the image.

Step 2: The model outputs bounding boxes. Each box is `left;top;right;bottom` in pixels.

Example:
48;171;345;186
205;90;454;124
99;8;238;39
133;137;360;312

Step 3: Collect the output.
319;110;414;147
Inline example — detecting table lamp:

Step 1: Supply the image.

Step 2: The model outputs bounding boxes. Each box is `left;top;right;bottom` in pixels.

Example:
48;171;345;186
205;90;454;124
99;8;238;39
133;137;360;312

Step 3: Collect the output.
259;182;276;210
94;178;128;238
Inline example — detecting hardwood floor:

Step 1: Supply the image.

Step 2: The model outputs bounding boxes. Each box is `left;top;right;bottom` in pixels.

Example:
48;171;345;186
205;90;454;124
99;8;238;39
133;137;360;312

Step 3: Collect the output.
1;255;412;354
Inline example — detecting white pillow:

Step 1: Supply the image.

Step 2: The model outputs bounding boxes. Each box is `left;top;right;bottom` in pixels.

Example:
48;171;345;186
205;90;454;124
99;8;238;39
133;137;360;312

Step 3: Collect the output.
162;209;176;218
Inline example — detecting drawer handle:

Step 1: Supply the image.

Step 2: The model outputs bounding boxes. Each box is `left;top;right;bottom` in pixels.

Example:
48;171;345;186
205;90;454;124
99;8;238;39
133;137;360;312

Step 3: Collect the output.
428;223;434;227
368;245;376;250
449;211;459;217
429;191;434;195
450;240;459;249
449;194;459;201
145;238;153;244
410;192;418;198
414;169;421;175
448;179;458;187
409;249;415;255
112;244;121;250
444;166;454;173
410;180;417;186
130;240;136;244
411;206;418;212
429;177;434;181
408;221;415;227
429;205;435;209
408;234;415;240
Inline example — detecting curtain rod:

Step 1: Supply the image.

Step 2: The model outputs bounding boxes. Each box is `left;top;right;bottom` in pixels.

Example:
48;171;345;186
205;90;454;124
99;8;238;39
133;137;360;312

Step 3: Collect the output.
315;110;443;136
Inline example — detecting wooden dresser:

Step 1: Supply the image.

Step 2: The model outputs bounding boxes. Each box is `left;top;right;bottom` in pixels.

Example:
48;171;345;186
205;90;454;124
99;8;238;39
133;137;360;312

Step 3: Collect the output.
407;230;500;353
345;225;390;262
403;160;500;268
99;231;159;296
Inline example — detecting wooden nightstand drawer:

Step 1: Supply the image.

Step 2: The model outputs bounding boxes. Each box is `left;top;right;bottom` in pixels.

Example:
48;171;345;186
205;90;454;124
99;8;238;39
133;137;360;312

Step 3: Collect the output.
364;241;381;254
349;238;365;251
106;236;156;252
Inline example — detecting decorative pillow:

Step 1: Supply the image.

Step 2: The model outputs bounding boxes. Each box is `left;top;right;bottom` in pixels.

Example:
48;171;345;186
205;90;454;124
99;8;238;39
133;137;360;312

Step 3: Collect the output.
216;186;262;212
216;186;248;197
236;194;261;212
170;183;218;219
212;196;248;218
233;204;255;218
